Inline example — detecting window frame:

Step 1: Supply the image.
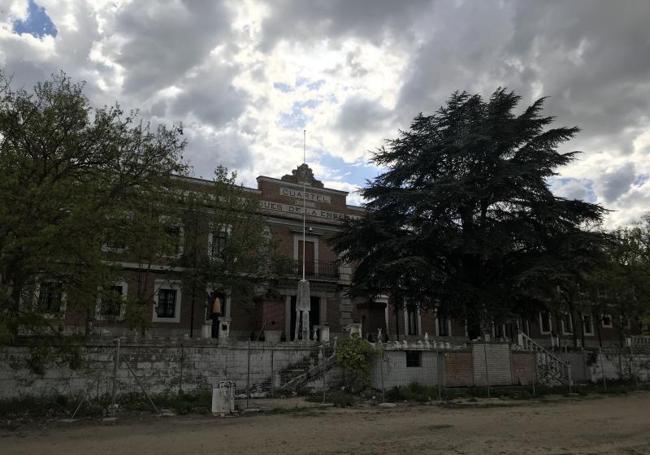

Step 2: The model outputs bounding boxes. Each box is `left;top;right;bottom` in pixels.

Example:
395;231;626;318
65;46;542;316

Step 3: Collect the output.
582;313;594;336
561;312;574;335
208;223;232;259
539;311;552;334
406;305;419;336
34;280;66;318
95;280;128;321
437;312;451;337
101;211;133;253
601;314;613;328
152;280;182;323
159;215;184;259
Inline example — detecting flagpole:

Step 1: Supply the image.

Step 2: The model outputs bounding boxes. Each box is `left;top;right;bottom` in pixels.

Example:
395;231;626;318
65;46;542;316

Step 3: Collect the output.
302;129;306;281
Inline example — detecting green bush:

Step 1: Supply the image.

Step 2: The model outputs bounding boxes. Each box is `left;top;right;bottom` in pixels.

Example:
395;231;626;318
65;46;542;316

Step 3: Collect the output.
335;335;375;392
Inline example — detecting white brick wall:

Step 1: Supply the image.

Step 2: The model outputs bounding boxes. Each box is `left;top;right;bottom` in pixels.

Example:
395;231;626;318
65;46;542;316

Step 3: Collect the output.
371;351;441;389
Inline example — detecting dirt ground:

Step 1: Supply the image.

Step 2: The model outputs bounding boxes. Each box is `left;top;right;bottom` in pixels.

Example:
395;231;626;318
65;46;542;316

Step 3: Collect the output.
3;393;650;455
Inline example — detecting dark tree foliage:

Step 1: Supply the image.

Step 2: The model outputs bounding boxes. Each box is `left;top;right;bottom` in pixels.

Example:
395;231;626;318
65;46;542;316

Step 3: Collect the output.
334;89;608;332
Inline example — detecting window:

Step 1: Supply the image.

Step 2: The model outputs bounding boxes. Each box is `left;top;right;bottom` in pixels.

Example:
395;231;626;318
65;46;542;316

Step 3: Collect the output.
159;216;184;258
602;314;613;328
96;282;127;320
101;212;133;253
561;313;573;335
405;351;422;368
539;311;552;334
208;224;231;259
294;235;319;276
37;281;64;315
437;313;450;337
153;280;182;323
621;316;632;330
157;289;177;318
582;314;594;336
407;306;418;336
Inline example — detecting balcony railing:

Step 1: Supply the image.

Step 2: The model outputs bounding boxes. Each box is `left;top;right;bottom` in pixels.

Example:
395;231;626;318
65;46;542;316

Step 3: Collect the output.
289;260;339;280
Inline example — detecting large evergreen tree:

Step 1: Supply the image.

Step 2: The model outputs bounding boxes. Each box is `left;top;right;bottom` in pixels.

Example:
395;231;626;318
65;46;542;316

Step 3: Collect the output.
334;89;607;336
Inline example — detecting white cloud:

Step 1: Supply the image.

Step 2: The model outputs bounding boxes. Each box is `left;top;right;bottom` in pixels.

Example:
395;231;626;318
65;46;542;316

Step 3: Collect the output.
3;0;650;227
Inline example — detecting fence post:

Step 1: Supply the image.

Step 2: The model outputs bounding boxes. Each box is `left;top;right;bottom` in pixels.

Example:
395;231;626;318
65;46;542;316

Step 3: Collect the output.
246;340;251;408
178;343;184;395
483;342;491;398
437;351;443;402
321;344;326;404
111;338;121;410
599;347;607;391
630;343;638;390
270;348;275;398
380;349;385;402
532;352;536;396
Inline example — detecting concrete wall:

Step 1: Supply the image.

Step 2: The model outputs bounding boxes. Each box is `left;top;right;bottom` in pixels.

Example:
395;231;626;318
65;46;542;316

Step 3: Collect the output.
371;344;536;390
371;350;440;389
586;350;650;383
0;341;318;400
472;343;512;386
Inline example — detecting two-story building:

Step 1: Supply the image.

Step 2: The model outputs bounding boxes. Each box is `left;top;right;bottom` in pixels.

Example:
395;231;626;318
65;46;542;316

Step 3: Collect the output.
31;163;643;347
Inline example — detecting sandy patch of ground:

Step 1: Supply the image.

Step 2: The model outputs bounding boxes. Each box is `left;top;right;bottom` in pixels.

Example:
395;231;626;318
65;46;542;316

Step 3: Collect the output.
3;393;650;455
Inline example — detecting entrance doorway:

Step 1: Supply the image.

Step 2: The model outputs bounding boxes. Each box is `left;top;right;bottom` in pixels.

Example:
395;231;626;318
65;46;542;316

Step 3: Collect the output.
290;295;320;340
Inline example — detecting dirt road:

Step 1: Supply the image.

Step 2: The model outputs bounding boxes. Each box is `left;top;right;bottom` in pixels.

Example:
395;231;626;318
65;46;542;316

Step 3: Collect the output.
3;393;650;455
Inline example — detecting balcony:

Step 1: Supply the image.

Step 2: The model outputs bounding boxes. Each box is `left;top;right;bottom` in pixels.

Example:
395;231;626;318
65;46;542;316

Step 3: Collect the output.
289;260;339;280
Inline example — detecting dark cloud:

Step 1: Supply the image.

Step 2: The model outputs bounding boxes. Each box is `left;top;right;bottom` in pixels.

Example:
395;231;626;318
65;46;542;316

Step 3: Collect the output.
336;96;391;133
185;127;254;179
598;162;636;203
4;0;650;223
259;0;433;50
108;0;233;99
169;63;247;126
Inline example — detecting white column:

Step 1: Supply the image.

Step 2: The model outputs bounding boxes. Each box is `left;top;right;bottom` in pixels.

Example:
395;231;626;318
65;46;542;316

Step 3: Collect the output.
225;290;232;319
417;307;422;336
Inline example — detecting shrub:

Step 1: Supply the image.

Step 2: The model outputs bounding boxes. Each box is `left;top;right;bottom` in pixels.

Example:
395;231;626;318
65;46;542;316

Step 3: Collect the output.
335;335;375;392
385;383;438;403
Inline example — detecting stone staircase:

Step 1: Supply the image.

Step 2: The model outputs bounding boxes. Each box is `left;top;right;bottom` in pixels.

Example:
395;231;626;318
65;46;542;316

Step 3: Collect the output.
278;344;337;393
517;333;572;386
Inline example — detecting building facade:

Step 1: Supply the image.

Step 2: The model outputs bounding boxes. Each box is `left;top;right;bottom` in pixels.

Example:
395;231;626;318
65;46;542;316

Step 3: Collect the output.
29;164;642;347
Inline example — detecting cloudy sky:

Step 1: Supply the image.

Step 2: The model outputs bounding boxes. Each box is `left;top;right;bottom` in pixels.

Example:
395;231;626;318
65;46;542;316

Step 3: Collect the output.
1;0;650;226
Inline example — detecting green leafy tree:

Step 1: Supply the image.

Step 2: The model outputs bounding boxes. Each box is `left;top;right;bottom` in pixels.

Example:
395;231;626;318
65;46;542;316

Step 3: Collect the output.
178;166;293;338
585;219;650;345
0;71;187;343
334;89;607;337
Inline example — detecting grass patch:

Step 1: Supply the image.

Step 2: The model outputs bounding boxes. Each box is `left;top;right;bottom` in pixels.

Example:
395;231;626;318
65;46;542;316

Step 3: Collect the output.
385;383;439;403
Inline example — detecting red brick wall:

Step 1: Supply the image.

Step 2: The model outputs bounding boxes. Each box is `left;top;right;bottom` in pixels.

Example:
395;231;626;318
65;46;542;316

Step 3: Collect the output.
444;351;474;387
262;299;285;332
511;352;536;385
